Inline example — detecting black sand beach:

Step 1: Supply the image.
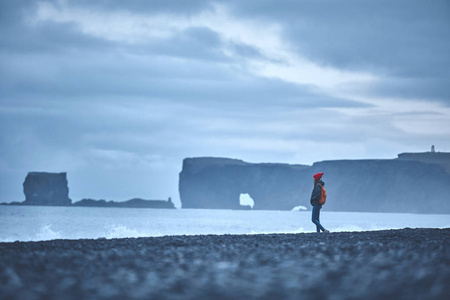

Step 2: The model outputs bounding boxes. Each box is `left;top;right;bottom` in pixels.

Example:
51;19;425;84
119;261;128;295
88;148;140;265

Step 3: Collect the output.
1;228;449;300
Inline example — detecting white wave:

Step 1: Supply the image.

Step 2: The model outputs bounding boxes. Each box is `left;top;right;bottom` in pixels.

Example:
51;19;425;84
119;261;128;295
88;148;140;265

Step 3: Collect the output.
290;227;312;233
247;227;314;235
35;225;62;241
291;206;307;211
104;225;146;239
0;236;20;243
330;225;366;232
330;224;393;232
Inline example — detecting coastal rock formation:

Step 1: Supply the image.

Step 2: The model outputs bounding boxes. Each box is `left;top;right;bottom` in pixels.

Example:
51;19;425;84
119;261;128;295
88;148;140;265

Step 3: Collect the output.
179;158;309;210
17;172;174;209
398;151;450;173
23;172;71;206
73;198;175;209
179;153;450;213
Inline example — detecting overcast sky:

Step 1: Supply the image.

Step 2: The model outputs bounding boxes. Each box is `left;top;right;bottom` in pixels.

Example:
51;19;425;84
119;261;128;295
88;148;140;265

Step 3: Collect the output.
1;0;449;206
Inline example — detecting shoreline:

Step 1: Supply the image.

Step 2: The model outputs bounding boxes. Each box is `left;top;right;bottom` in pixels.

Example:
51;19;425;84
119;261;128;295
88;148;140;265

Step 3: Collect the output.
1;228;449;299
2;201;450;211
5;203;450;215
1;226;449;244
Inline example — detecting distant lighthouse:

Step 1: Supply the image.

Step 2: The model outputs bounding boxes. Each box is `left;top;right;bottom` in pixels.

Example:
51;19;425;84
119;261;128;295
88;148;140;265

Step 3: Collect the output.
431;145;435;153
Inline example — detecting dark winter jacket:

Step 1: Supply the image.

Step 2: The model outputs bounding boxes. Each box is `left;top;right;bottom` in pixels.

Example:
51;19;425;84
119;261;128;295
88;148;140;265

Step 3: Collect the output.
310;180;325;206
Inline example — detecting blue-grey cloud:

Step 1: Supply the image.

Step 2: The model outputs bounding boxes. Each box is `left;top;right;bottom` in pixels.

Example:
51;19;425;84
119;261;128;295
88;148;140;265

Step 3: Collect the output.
226;0;450;103
72;0;214;16
1;0;449;205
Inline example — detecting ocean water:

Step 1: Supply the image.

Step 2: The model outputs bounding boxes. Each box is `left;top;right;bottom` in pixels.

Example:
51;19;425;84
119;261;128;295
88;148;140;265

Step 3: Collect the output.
1;206;449;242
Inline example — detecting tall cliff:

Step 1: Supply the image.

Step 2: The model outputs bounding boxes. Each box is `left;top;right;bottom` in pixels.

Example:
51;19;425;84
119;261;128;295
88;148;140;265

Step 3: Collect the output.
23;172;71;206
179;158;309;210
179;153;450;213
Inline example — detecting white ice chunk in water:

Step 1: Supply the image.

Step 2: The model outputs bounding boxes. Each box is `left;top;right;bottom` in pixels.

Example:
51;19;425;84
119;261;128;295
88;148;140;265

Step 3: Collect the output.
240;193;255;208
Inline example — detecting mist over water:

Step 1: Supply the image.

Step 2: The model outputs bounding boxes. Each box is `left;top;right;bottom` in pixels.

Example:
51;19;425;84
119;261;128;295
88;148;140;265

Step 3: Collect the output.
1;206;449;242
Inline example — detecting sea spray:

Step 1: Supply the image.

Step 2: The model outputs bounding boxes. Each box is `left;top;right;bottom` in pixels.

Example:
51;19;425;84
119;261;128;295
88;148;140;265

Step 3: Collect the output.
35;224;62;241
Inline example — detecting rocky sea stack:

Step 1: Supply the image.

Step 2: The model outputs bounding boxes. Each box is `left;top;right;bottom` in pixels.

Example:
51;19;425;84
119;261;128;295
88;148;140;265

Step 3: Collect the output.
23;172;71;206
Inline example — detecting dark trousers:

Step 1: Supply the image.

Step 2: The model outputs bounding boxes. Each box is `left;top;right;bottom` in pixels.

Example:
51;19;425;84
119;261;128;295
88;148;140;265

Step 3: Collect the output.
312;204;326;233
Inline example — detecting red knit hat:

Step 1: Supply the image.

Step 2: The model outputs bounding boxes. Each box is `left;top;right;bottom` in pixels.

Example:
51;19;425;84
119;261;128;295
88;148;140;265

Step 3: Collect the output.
313;172;324;181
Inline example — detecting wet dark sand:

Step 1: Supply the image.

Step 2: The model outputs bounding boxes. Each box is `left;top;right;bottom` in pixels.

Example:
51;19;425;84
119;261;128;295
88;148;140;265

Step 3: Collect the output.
1;228;449;300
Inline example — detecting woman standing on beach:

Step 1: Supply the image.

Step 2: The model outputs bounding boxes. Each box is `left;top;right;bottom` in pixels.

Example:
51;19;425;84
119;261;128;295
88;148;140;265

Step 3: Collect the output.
310;172;329;233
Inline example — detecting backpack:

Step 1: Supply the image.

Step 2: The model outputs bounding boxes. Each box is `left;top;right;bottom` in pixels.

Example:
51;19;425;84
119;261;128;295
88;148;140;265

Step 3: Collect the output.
319;185;327;205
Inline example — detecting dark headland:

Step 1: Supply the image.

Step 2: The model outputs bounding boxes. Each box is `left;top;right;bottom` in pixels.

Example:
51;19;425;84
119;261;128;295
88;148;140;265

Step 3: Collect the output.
180;151;450;213
1;228;449;300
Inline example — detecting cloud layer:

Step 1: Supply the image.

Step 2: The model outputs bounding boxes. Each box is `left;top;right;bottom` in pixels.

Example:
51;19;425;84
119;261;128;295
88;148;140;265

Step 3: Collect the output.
1;1;449;205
